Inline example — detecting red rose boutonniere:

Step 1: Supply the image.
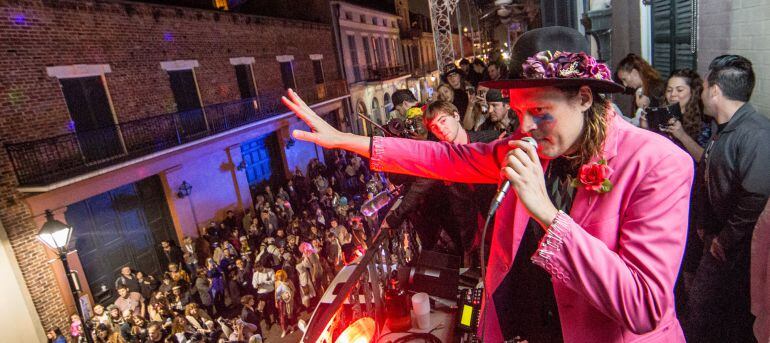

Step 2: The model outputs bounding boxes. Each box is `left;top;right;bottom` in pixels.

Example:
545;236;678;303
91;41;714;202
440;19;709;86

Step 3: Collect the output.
571;159;613;193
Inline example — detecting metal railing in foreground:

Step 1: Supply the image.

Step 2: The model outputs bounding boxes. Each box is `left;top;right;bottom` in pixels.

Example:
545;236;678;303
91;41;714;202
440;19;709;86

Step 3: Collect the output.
302;199;405;343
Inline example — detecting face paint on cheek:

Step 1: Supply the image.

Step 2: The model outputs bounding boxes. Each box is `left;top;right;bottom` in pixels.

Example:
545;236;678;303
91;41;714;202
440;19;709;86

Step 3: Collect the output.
533;113;556;127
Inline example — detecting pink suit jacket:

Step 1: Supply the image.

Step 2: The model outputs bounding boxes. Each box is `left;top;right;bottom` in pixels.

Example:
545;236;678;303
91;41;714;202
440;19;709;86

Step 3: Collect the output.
370;113;693;342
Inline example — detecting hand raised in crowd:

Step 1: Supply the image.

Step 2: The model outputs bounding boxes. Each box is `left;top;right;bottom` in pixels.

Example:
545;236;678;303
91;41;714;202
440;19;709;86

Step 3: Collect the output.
502;140;558;228
282;89;371;157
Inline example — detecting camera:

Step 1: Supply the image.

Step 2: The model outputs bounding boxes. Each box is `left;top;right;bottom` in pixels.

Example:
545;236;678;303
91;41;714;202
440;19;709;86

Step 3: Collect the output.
644;103;682;132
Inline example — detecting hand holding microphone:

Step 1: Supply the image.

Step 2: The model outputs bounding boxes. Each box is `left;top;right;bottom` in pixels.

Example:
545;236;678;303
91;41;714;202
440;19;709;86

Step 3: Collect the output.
490;137;559;228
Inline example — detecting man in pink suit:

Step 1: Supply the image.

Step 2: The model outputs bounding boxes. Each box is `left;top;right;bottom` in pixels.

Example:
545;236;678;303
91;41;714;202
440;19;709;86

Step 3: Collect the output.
282;26;692;342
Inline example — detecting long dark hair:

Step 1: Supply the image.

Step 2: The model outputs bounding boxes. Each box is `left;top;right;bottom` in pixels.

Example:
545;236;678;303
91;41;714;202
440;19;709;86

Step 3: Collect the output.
667;69;704;140
617;53;665;102
557;87;610;171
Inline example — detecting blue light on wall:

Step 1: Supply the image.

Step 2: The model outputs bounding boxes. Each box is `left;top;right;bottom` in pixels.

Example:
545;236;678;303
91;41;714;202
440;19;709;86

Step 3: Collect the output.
163;32;174;42
11;13;27;26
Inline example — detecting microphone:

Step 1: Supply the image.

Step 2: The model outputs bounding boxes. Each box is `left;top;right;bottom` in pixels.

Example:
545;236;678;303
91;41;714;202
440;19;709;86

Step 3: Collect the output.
487;137;538;217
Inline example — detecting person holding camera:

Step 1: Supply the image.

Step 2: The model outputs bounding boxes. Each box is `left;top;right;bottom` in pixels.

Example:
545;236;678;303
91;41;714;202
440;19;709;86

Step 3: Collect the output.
658;69;710;162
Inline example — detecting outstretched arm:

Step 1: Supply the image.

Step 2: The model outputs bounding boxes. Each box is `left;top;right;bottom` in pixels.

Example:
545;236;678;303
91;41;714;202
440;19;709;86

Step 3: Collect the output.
282;89;371;157
283;90;516;184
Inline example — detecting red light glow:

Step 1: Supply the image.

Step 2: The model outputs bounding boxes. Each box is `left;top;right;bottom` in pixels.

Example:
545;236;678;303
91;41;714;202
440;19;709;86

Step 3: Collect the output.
335;317;376;343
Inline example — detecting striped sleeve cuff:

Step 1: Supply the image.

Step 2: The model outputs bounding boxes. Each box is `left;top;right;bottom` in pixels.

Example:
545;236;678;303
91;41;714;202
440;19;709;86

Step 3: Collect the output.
370;136;387;171
532;210;573;282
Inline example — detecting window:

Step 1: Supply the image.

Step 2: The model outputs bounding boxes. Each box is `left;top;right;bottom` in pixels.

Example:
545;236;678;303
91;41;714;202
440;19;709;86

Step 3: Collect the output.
313;60;324;84
372;37;381;66
372;17;378;25
347;35;361;82
651;0;696;77
382;19;388;27
360;14;366;23
362;37;373;67
344;11;352;20
234;64;256;99
59;76;124;161
384;38;392;66
168;69;207;137
279;61;296;89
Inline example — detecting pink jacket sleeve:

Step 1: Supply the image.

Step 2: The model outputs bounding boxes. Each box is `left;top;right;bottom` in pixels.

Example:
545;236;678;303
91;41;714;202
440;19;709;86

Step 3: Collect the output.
369;135;512;184
532;151;694;334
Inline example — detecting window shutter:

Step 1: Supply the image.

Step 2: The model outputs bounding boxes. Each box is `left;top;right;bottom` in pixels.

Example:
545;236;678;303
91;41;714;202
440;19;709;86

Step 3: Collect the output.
652;0;696;78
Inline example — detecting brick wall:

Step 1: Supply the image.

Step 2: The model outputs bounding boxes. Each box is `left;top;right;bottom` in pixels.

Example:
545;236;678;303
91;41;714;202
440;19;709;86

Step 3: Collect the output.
0;0;341;333
697;0;770;116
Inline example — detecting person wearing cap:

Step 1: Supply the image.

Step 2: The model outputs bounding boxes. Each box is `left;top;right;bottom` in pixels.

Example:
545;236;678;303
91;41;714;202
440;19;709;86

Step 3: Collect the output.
391;89;419;118
443;65;471;119
283;26;692;343
478;88;519;134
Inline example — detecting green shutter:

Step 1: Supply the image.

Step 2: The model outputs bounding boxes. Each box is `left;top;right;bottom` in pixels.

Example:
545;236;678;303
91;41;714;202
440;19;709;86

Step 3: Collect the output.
651;0;696;78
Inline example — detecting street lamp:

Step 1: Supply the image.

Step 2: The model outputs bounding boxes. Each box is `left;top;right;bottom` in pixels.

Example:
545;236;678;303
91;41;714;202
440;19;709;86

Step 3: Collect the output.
38;210;94;343
177;181;192;198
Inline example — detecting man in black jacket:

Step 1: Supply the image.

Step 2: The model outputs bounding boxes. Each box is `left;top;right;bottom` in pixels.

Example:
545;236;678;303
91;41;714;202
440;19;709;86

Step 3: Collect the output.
685;55;770;343
383;101;506;263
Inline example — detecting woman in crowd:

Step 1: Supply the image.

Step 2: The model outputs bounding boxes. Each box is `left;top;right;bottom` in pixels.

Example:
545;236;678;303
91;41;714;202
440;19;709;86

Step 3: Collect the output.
205;258;226;315
239;295;264;338
275;269;297;337
296;242;319;308
93;323;124;343
168;263;190;285
184;303;216;335
616;53;666;126
282;26;693;342
660;69;710;161
128;315;148;342
169;315;197;342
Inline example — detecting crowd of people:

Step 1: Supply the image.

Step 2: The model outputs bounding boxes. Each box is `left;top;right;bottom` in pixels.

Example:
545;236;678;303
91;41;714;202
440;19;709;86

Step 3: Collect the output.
49;25;770;343
53;153;401;343
281;25;770;343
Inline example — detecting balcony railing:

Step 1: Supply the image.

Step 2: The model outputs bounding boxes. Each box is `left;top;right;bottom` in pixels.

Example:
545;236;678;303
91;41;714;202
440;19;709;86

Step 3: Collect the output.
5;80;348;187
352;64;411;83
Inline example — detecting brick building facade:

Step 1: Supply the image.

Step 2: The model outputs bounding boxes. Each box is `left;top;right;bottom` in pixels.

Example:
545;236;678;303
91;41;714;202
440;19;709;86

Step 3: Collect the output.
0;0;349;335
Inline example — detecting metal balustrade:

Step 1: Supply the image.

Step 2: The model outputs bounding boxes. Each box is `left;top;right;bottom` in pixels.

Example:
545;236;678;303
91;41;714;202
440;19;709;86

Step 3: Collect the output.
5;80;348;186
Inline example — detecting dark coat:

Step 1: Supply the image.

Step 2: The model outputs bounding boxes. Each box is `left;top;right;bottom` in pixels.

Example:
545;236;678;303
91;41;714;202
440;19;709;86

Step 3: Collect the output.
696;103;770;261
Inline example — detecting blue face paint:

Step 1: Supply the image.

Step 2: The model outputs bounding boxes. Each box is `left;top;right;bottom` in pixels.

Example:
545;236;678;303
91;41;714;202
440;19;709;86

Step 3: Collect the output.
533;113;555;126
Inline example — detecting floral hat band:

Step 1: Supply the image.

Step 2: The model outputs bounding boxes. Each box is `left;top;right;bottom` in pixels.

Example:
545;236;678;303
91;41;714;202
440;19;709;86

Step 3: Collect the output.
523;50;612;81
480;50;624;93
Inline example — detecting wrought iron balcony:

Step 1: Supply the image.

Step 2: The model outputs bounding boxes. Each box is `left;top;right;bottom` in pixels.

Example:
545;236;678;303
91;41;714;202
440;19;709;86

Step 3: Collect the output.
351;64;411;83
5;80;348;187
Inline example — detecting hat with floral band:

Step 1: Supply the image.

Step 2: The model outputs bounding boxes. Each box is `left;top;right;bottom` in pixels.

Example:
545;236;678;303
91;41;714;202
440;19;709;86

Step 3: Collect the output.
481;26;624;94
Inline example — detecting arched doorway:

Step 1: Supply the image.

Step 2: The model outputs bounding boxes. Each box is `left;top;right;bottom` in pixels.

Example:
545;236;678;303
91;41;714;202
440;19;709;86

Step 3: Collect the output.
384;92;392;113
371;97;382;124
356;100;372;136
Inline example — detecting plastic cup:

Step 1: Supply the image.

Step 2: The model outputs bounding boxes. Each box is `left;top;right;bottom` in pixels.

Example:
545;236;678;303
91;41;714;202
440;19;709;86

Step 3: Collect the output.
411;292;431;329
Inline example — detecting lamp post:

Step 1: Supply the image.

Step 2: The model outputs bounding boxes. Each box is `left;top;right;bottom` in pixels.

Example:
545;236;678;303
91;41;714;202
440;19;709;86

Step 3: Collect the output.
38;210;94;343
177;181;200;233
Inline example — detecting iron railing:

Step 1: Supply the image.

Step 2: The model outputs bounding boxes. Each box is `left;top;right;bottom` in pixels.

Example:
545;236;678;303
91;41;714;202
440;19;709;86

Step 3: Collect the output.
352;64;411;83
5;80;348;186
302;199;408;343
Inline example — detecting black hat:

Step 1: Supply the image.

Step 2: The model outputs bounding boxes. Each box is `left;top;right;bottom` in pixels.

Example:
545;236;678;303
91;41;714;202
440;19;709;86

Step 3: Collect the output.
392;89;417;107
485;89;508;103
441;65;463;82
481;26;624;93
